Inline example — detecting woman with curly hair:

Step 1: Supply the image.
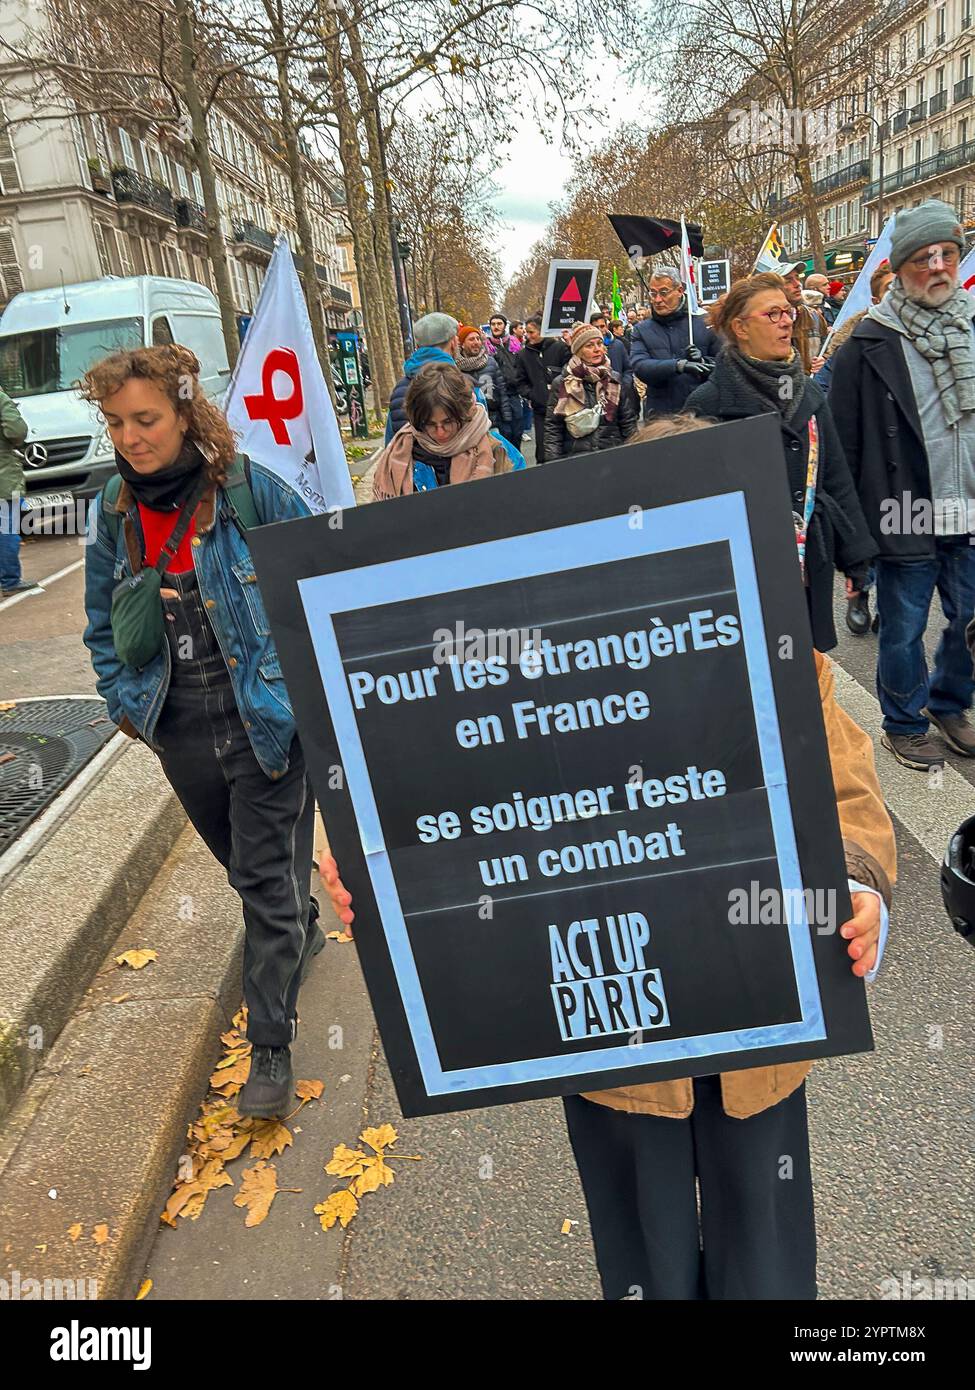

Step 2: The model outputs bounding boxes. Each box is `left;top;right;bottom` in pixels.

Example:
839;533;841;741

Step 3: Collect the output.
81;344;320;1119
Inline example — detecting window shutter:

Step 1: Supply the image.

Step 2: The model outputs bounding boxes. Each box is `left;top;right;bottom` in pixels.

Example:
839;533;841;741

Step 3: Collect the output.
0;100;23;195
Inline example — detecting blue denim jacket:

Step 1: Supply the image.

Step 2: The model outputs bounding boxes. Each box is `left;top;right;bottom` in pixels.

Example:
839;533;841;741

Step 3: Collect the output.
83;460;313;778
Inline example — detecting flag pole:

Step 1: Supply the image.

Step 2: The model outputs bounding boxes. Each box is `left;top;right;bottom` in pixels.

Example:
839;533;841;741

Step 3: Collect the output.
682;215;693;347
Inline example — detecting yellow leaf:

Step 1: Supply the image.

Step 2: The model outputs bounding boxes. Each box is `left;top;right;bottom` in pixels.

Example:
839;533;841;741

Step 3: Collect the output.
325;1143;366;1178
215;1047;251;1071
360;1123;397;1153
115;949;157;970
560;1219;574;1235
350;1153;394;1198
314;1190;358;1230
67;1223;83;1242
208;1056;250;1090
206;1131;250;1163
248;1119;293;1160
35;1243;47;1253
0;701;15;711
112;994;131;1004
92;1224;109;1245
136;1278;152;1300
295;1079;324;1102
233;1161;279;1227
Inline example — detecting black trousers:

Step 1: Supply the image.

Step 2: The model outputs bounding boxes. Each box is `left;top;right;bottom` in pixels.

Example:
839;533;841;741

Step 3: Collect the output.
563;1078;817;1300
532;410;547;464
157;707;318;1046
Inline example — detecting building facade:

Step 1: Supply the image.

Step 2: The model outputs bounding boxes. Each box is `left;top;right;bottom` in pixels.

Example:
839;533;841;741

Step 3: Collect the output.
0;0;352;325
772;1;975;270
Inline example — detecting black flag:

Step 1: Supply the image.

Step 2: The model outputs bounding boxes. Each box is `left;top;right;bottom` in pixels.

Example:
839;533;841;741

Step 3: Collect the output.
609;214;705;262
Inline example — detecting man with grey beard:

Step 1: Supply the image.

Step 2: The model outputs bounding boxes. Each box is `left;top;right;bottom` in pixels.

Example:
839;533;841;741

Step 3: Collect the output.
831;200;975;771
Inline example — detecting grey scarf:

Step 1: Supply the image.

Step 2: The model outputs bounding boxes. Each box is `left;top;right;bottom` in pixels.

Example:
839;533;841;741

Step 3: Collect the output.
887;281;975;427
723;346;807;424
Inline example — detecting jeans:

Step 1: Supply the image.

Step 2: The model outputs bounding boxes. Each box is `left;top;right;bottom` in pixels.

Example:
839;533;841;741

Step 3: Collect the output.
0;498;23;589
154;567;319;1046
564;1080;816;1300
875;538;975;734
521;400;532;436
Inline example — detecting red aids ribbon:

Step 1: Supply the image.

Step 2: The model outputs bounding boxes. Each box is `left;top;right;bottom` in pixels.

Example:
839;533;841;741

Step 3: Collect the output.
243;348;304;445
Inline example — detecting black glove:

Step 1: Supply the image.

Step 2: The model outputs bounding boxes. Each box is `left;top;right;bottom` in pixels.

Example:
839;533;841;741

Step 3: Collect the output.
676;360;710;379
683;345;704;363
846;564;870;592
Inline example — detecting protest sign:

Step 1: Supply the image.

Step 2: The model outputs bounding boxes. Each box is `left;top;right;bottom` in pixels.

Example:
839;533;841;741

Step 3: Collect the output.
541;260;600;336
249;415;871;1117
699;259;731;304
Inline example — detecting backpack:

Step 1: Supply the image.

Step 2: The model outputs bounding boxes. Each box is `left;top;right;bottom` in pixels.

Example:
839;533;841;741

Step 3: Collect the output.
99;453;260;547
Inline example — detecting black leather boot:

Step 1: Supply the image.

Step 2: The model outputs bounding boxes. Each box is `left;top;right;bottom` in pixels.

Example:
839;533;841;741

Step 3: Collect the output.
845;591;871;636
239;1045;293;1118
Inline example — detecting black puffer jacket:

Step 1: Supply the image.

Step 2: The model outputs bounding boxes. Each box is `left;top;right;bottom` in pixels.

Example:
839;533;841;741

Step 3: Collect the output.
686;351;876;652
515;337;571;412
543;368;638;461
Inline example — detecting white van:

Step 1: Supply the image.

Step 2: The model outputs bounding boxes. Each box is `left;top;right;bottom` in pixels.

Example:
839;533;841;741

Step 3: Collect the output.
0;276;230;511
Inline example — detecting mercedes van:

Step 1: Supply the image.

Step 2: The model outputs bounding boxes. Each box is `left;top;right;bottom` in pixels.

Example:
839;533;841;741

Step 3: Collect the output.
0;276;230;512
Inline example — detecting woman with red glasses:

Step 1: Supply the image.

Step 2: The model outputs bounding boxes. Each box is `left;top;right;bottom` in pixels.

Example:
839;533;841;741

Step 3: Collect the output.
686;272;875;653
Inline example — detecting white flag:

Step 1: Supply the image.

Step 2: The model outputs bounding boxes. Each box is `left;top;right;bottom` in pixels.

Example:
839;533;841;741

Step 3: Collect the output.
225;234;355;513
959;242;975;289
824;214;897;346
680;215;700;316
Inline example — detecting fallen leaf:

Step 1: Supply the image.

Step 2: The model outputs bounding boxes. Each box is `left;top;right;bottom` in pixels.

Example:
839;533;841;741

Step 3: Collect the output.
67;1223;83;1242
75;1065;93;1077
208;1056;250;1090
360;1124;398;1153
315;1190;358;1230
560;1219;574;1235
325;1143;367;1178
35;1243;47;1253
248;1119;293;1160
295;1079;324;1102
92;1225;109;1245
233;1161;280;1227
159;1210;177;1228
0;752;15;766
136;1278;152;1300
164;1159;233;1223
215;1046;251;1071
350;1154;394;1198
0;701;16;712
115;949;157;970
112;994;131;1004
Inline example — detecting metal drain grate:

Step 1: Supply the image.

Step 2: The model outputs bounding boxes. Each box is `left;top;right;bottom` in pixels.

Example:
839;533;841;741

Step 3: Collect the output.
0;698;116;854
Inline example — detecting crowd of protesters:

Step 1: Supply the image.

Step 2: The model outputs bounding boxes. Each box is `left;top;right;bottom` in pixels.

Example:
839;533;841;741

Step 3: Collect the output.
72;194;975;1302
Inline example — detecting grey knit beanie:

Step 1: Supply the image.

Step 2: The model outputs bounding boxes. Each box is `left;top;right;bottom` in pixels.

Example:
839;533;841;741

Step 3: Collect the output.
889;200;965;271
413;313;460;347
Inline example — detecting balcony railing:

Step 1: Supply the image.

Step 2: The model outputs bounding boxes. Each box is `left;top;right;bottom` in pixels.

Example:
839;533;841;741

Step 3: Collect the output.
812;160;870;197
955;76;974;104
908;101;927;123
314;264;352;305
930;89;948;115
892;109;909;132
863;135;975;200
111;167;175;220
232;220;274;254
175;198;207;235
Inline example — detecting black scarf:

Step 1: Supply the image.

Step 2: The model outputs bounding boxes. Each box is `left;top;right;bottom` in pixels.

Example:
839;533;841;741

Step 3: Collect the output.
722;345;807;424
652;299;687;327
115;437;206;510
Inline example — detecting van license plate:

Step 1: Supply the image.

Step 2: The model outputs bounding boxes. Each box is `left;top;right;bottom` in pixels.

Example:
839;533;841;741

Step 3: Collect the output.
23;493;75;510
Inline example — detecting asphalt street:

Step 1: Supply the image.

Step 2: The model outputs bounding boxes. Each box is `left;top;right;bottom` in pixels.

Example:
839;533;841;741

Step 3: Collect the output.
2;527;973;1301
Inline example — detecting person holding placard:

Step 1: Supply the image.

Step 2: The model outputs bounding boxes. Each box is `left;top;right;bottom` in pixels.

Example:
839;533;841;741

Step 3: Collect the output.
685;272;875;654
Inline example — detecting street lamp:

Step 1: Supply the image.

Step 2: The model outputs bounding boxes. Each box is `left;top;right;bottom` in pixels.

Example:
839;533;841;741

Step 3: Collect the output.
841;97;887;240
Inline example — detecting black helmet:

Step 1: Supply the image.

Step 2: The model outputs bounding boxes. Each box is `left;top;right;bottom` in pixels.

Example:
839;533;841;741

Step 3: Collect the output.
941;814;975;946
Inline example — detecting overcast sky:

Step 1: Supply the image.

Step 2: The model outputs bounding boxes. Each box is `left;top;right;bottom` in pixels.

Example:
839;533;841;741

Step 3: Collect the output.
491;80;659;287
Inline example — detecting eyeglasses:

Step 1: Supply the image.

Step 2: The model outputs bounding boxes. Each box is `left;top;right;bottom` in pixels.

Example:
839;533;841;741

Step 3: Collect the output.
905;246;960;270
649;287;679;299
746;306;798;324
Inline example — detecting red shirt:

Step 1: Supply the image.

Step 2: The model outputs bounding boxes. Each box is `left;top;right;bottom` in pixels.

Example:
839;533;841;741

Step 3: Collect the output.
137;502;197;573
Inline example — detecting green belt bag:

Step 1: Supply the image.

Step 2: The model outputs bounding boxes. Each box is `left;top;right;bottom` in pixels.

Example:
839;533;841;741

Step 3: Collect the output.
110;477;208;670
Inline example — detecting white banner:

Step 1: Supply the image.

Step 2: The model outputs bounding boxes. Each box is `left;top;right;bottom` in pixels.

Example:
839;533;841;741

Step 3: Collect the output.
824;214;896;348
225;234;355;513
959;241;975;289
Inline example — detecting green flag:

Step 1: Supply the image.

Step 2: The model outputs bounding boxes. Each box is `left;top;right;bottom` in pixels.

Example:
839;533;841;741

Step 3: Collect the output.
611;266;622;320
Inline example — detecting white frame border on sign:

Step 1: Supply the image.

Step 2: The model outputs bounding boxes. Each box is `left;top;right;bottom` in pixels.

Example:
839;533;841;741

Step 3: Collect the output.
541;259;600;336
698;259;731;305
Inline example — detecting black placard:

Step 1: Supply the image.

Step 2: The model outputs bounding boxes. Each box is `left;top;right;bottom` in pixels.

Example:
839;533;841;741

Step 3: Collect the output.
541;260;599;335
699;259;731;304
248;416;872;1117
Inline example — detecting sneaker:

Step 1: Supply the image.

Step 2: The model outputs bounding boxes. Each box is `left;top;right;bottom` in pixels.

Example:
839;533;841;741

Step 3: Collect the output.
881;731;945;771
845;591;871;636
238;1044;294;1118
1;579;41;598
923;708;975;757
